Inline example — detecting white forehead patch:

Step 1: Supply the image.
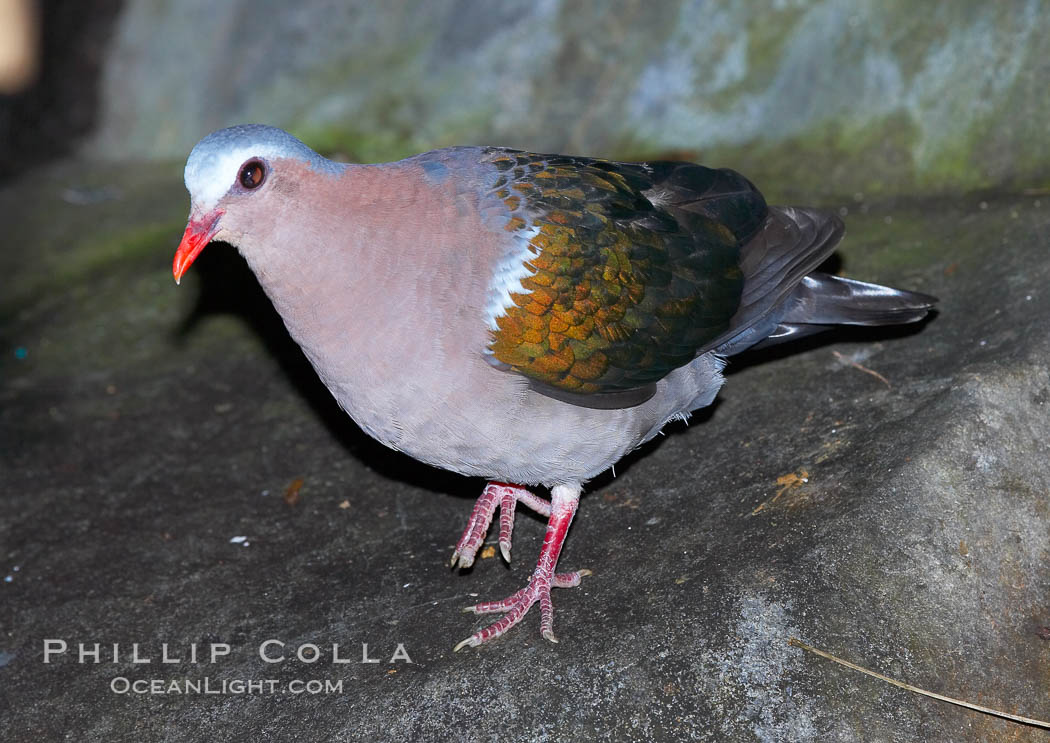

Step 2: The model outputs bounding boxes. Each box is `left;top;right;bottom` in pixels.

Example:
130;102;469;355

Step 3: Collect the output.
183;124;344;211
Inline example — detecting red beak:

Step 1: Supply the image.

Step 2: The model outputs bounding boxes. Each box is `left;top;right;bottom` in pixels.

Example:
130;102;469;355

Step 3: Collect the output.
173;209;224;284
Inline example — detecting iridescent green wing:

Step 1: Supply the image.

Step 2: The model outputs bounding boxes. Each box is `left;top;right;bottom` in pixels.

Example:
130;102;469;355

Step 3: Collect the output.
481;149;768;408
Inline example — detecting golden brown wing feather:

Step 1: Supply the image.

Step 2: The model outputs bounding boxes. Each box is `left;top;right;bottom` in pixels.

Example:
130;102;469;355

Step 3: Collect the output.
481;149;767;404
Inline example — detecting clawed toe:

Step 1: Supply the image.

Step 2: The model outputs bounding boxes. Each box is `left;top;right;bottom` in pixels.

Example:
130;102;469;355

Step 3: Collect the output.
451;483;583;649
453;568;591;651
451;482;551;570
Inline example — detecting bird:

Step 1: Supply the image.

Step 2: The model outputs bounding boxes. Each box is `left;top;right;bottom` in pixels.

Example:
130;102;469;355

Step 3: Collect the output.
173;124;936;651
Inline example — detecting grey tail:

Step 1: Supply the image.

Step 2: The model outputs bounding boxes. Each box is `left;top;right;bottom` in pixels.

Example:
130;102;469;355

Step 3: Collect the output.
708;205;938;356
746;273;938;350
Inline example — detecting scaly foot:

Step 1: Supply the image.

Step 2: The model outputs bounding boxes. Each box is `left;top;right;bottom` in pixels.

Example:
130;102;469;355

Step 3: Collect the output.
454;568;592;650
450;481;552;568
454;484;588;650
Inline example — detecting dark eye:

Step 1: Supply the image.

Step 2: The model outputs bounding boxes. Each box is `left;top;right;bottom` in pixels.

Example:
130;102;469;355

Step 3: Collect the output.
238;159;266;189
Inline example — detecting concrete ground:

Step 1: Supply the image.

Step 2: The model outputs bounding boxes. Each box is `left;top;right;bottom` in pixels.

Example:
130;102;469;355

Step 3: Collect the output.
2;159;1048;741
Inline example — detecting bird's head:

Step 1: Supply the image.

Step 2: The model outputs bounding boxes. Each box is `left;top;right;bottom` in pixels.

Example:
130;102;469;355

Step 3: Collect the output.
173;124;343;283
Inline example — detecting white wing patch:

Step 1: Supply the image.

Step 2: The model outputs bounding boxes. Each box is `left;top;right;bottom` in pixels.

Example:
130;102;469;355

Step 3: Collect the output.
484;225;539;332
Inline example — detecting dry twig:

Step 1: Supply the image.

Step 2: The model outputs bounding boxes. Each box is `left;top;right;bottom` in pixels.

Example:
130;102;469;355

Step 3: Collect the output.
790;637;1050;729
832;351;892;388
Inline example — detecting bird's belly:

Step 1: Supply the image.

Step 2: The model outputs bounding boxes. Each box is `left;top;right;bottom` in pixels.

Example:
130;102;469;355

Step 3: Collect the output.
307;334;725;488
324;366;651;487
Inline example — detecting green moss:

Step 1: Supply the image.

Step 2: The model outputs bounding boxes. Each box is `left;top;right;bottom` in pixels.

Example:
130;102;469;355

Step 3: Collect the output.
286;33;440;164
67;222;182;281
739;4;808;98
915;127;988;193
614;112;923;203
835;211;953;277
716;113;924;202
607;1;1050;201
832;194;1026;291
294;123;421;164
3;220;184;319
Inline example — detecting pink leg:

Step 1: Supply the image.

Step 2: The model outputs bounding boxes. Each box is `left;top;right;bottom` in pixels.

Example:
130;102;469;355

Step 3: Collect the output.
454;484;591;651
450;481;552;569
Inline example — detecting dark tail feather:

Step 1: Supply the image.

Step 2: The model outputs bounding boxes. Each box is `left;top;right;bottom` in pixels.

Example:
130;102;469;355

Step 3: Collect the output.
749;273;937;349
786;273;936;325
